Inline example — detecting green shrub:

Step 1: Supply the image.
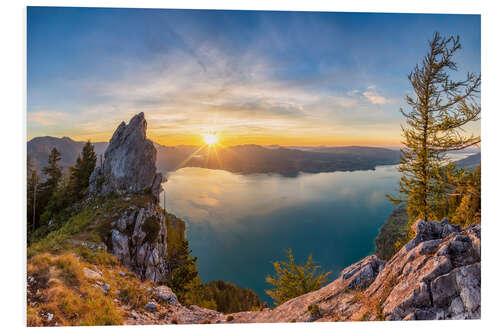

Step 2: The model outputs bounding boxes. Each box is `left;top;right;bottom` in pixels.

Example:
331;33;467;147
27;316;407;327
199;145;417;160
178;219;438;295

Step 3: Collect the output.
142;216;161;243
265;249;331;306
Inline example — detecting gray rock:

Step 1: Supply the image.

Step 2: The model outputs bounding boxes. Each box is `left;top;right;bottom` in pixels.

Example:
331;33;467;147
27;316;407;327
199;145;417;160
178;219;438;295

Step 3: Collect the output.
89;112;162;201
229;220;481;323
111;230;131;266
101;283;110;293
341;255;385;290
145;302;158;313
156;285;178;304
109;204;169;283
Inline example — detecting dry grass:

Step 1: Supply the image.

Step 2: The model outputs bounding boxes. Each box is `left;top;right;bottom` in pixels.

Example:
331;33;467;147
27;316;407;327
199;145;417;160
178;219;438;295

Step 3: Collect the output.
353;273;399;321
27;252;126;326
54;254;85;287
26;194;166;327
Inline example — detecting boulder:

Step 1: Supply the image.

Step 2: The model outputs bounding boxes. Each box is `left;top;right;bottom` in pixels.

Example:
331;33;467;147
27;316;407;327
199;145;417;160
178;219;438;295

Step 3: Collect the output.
156;285;178;305
145;302;158;313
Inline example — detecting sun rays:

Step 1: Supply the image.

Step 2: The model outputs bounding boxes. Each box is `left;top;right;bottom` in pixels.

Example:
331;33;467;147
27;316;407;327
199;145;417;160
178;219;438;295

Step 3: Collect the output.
203;133;218;145
174;132;227;170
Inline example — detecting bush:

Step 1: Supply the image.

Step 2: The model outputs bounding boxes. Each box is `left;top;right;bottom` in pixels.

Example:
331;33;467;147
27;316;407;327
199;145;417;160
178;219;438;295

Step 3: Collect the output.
203;280;263;314
265;249;331;306
142;216;161;243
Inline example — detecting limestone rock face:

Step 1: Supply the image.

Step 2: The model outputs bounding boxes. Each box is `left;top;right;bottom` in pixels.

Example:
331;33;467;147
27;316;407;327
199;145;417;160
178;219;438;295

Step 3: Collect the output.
228;220;480;323
108;202;169;283
371;220;481;321
87;113;169;283
89;112;163;201
341;255;385;290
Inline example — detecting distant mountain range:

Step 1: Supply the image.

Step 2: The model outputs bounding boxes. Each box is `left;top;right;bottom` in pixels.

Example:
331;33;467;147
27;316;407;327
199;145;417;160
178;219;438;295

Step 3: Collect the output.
454;152;481;170
27;136;108;170
28;136;404;176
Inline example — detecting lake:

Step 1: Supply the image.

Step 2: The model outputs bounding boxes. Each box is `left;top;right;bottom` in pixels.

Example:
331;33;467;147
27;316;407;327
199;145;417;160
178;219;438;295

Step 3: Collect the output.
160;165;403;305
159;151;476;305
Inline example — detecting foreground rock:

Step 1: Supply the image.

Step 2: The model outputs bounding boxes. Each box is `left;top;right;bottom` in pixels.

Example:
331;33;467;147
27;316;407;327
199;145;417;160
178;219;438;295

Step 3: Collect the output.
89;112;163;201
229;219;480;323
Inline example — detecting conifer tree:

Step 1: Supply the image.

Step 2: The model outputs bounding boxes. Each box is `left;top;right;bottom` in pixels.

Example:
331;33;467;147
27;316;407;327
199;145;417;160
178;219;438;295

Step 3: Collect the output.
38;148;63;217
389;32;481;221
265;249;331;306
27;153;40;233
69;141;97;200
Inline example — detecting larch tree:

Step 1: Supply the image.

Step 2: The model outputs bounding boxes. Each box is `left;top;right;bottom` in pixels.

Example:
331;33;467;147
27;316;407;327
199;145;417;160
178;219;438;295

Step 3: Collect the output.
389;32;481;222
265;249;331;306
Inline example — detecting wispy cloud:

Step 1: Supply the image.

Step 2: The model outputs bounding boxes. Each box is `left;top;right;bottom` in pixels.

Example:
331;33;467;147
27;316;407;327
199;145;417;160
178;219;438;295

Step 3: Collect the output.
28;111;69;126
27;48;403;145
361;86;390;105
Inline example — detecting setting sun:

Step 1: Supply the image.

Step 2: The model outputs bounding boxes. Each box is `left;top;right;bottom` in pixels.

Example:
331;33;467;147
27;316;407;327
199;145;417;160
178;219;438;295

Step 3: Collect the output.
203;133;218;145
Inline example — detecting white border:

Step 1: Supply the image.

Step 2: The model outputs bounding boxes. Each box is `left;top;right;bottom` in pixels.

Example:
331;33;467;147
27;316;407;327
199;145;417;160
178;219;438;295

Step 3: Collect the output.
1;1;499;332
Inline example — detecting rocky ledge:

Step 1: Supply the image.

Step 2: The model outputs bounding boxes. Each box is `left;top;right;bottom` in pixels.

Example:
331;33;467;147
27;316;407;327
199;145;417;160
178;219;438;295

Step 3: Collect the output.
227;219;480;323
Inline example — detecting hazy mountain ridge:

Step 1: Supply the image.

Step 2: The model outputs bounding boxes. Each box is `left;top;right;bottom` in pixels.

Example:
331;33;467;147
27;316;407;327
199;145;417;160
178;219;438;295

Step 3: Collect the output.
28;136;108;170
454;152;481;170
28;137;401;176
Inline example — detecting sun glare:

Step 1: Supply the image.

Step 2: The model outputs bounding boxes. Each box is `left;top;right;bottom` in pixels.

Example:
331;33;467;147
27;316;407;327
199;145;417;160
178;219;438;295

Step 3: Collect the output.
203;133;218;145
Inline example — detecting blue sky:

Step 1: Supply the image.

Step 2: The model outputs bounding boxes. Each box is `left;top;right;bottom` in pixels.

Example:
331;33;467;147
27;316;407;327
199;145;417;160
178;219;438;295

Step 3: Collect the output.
27;7;481;146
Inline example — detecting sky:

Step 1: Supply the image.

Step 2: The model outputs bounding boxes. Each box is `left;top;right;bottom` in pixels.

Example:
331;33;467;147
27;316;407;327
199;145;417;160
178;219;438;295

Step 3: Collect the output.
27;7;481;147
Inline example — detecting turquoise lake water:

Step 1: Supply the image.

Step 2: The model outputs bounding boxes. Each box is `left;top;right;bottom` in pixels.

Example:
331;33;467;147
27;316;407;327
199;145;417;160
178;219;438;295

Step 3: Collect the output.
161;165;402;305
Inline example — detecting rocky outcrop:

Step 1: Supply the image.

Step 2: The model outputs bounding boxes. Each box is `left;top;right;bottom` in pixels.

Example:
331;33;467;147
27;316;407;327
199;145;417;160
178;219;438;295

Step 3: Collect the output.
89;112;163;201
88;113;169;283
108;201;169;283
369;219;481;321
228;219;480;323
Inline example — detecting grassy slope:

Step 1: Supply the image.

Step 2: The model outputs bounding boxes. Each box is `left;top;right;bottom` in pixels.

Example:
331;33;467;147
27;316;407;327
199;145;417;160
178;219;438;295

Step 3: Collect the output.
27;194;165;326
27;193;264;325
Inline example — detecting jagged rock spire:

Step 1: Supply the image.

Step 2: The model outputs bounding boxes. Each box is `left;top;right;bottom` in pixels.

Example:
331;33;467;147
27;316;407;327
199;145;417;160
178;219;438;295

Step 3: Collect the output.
89;112;163;200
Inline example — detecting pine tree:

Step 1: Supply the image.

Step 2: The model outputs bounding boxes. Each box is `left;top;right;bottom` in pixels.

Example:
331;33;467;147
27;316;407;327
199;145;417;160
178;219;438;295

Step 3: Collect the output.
41;148;63;197
27;153;41;233
389;32;481;222
36;148;63;227
265;249;331;306
69;141;97;200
